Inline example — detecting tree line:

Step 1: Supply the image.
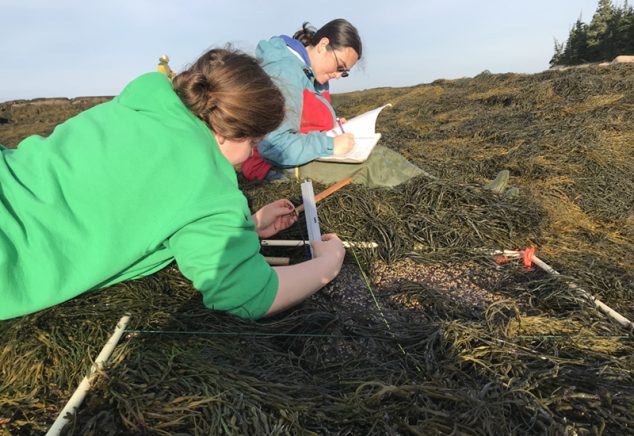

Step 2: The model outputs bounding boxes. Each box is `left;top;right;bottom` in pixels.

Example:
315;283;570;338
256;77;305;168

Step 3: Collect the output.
551;0;634;66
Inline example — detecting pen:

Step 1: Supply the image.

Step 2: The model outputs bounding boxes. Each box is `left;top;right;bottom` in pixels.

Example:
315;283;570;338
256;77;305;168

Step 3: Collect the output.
337;118;345;133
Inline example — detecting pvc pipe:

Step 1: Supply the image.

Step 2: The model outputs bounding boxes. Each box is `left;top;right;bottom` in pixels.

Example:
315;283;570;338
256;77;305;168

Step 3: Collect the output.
264;256;290;266
493;249;633;330
47;314;131;436
529;255;633;330
261;239;378;249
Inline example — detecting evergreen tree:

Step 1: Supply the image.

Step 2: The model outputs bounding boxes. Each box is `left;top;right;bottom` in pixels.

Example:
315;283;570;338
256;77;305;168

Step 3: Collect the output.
609;5;626;57
614;1;634;54
587;0;616;60
550;39;565;65
567;19;590;64
551;0;634;66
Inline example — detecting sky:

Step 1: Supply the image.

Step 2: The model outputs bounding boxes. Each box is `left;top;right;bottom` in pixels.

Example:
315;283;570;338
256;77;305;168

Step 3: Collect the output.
0;0;607;102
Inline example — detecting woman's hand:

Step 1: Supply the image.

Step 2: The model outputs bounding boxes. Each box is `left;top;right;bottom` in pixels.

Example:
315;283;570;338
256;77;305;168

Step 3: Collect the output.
333;133;355;155
265;233;346;317
311;233;346;272
252;199;297;238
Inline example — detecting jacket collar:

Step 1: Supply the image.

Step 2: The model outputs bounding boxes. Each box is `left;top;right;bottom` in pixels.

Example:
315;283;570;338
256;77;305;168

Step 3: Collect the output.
279;35;310;66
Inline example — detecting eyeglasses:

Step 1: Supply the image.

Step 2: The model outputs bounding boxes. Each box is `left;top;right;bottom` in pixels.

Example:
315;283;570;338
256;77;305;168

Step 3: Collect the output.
331;50;350;78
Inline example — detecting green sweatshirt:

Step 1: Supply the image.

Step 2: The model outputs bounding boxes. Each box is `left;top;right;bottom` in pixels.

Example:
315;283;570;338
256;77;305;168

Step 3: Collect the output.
0;73;278;320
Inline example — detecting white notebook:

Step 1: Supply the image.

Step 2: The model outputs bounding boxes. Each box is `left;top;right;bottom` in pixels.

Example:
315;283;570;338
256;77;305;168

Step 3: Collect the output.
318;103;392;163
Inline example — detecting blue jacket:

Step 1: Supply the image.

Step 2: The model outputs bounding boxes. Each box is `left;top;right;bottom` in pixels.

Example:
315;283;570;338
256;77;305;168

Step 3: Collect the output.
256;36;336;167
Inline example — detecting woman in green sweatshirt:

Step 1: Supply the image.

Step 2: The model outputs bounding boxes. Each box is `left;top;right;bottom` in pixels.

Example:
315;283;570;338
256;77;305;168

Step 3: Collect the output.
0;48;346;320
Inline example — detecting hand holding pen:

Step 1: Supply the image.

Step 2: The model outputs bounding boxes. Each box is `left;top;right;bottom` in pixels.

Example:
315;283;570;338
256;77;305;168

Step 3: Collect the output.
337;117;346;133
333;117;355;155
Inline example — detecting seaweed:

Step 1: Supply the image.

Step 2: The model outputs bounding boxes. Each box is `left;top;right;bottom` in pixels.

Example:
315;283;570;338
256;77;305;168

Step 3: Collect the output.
1;63;633;435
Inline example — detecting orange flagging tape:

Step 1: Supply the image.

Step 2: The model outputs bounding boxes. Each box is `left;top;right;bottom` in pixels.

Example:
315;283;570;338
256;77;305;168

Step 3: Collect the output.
522;246;536;270
495;246;536;271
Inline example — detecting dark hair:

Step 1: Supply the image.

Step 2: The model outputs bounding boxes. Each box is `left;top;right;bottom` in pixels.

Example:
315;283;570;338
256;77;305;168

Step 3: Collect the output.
293;19;362;59
172;48;285;139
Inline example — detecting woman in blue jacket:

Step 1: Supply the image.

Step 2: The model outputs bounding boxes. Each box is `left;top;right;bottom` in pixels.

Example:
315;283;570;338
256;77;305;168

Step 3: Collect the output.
241;19;361;181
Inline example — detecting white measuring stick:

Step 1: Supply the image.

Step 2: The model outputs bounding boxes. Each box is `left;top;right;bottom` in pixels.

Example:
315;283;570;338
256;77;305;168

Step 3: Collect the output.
47;315;131;436
300;180;321;257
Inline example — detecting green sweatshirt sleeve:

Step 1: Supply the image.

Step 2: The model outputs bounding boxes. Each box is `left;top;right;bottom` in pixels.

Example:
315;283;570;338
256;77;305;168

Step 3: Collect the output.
165;201;278;320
